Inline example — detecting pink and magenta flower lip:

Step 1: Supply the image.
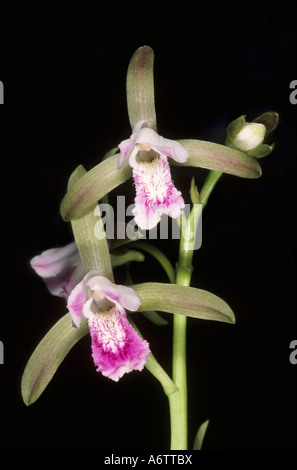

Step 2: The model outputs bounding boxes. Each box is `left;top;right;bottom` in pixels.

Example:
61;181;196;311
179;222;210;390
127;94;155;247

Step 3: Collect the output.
31;246;150;382
118;121;189;230
132;156;185;230
67;271;150;381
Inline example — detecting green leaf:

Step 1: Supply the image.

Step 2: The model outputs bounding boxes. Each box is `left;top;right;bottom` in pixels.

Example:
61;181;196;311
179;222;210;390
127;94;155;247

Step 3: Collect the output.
190;176;200;204
132;283;235;324
193;419;209;450
67;165;114;280
102;146;119;160
129;241;176;284
141;311;169;326
60;154;132;221
109;222;144;249
110;248;145;267
126;45;157;131
21;315;89;406
176;139;262;179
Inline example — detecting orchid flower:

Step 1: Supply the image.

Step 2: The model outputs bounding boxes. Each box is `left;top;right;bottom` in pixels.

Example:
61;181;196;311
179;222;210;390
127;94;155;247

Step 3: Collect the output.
30;241;85;300
233;122;266;151
67;271;150;381
118;120;189;230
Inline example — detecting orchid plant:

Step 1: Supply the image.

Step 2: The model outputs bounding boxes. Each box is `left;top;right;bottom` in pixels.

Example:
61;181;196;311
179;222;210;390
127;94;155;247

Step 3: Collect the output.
21;46;278;450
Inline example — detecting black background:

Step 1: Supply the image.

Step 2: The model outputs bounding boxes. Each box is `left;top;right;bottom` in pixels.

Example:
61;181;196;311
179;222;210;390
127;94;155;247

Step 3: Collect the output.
0;4;296;450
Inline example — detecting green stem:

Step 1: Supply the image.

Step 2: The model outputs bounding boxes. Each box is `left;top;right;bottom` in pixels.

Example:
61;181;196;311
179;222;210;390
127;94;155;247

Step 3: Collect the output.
170;170;222;450
170;210;197;450
130;171;223;449
199;170;222;207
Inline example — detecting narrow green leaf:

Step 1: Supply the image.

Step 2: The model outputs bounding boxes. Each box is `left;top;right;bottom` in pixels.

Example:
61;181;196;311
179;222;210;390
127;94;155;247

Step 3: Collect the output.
176;139;262;179
67;165;114;280
129;241;176;284
60;154;132;221
126;45;157;131
21;315;89;406
109;223;144;249
102;146;119;160
193;419;209;450
190;176;200;204
132;283;235;324
110;248;145;267
141;311;169;326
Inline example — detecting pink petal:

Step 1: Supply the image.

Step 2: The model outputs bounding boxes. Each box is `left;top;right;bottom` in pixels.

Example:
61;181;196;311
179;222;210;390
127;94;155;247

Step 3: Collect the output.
88;305;150;381
67;279;86;328
132;120;148;132
134;127;189;163
86;276;142;311
30;242;85;299
30;242;78;278
118;121;189;169
118;120;147;168
132;157;185;230
43;259;85;300
118;138;135;168
82;297;94;319
132;204;161;231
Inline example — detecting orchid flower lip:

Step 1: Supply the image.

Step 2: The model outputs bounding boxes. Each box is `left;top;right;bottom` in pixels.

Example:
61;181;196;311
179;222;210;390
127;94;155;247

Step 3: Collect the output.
66;271;149;381
117;122;189;230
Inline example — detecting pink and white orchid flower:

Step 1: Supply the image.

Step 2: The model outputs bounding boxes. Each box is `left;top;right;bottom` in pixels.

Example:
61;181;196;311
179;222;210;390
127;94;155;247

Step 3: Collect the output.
30;242;85;300
67;271;150;382
118;121;189;230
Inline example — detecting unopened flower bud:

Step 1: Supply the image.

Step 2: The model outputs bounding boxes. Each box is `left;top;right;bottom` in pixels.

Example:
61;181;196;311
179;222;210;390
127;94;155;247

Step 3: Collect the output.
233;122;266;151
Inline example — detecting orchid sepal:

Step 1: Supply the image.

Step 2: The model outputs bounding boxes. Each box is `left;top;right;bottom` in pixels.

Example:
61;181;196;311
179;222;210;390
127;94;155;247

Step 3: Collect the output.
253;111;279;136
246;143;275;159
21;313;89;406
131;282;235;324
176;139;262;179
60;155;132;222
126;45;157;132
67;164;114;280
